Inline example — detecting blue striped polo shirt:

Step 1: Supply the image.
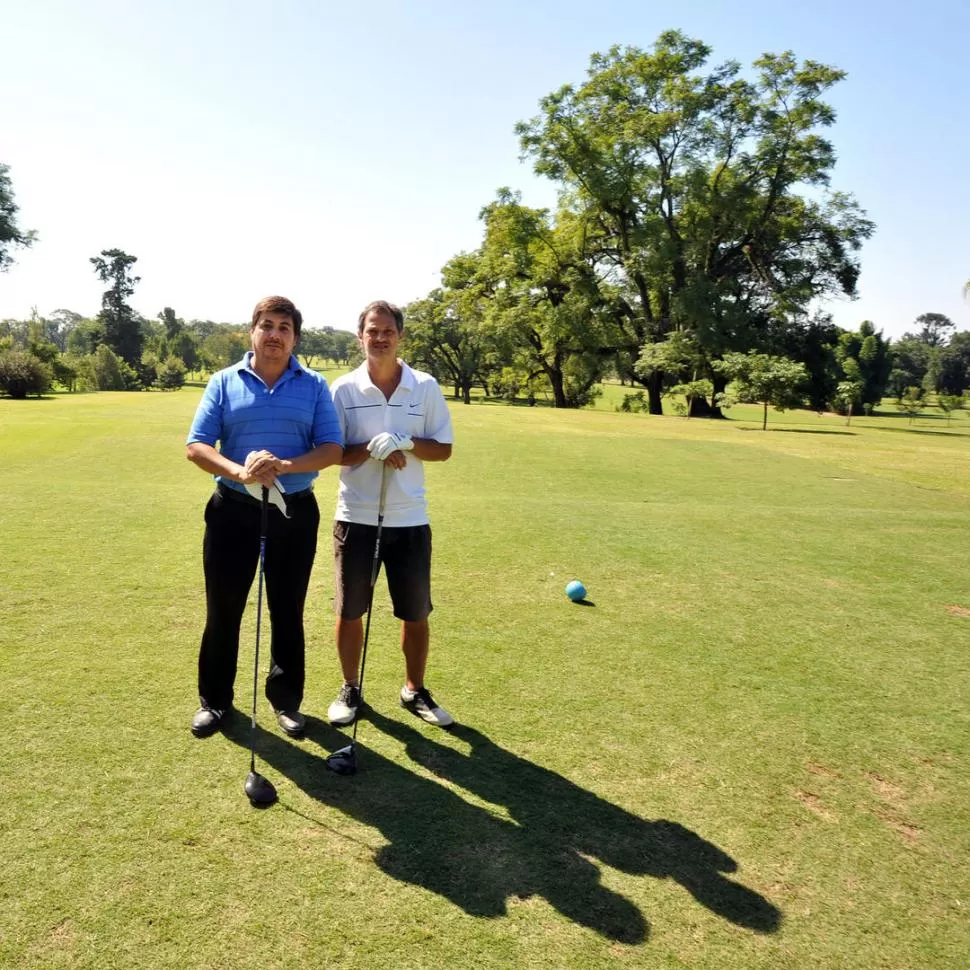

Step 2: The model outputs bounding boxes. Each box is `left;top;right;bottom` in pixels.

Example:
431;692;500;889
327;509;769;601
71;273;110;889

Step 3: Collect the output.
186;352;343;494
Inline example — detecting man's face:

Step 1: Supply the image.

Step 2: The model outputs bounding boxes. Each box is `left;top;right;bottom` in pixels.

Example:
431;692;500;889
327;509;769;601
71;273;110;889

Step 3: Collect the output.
359;310;401;361
251;311;297;364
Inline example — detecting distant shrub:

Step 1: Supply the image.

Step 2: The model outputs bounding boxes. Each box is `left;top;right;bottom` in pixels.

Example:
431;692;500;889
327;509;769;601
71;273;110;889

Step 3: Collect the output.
0;351;51;399
156;356;187;390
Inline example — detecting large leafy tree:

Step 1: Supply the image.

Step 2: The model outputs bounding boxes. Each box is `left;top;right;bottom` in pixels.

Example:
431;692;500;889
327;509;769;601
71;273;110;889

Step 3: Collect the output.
516;31;873;414
90;249;143;367
0;163;36;272
913;312;955;348
891;313;958;396
470;191;614;408
835;320;892;410
887;335;931;398
937;331;970;395
714;351;808;430
405;282;489;405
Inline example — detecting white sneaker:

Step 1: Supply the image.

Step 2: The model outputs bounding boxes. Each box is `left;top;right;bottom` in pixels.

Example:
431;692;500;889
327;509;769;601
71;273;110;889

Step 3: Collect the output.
400;686;454;727
328;683;361;725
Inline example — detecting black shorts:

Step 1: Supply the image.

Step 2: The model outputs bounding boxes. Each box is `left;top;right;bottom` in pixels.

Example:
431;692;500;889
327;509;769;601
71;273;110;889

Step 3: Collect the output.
333;521;433;622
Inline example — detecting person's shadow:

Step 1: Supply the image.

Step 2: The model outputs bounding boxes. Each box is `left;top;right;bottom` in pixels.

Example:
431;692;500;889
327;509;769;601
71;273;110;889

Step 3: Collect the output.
223;712;781;944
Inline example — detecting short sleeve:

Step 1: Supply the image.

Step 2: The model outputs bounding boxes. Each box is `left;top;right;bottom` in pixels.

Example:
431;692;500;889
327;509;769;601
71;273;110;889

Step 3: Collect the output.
423;381;453;444
186;374;224;446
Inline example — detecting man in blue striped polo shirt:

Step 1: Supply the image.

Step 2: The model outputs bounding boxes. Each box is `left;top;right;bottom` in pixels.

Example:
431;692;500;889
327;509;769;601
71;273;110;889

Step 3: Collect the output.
186;295;343;740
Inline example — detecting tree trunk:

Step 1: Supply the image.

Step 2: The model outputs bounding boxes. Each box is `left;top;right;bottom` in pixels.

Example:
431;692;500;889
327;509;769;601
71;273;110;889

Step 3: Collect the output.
689;396;714;417
549;367;567;408
762;401;768;430
646;372;664;415
461;381;471;405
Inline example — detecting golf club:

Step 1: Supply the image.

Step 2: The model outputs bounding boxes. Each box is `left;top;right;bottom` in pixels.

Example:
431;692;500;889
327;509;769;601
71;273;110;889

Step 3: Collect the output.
326;462;390;776
244;486;278;807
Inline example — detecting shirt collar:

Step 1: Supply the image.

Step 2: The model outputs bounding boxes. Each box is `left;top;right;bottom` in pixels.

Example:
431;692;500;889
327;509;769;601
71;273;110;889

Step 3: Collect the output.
354;359;414;394
238;351;304;377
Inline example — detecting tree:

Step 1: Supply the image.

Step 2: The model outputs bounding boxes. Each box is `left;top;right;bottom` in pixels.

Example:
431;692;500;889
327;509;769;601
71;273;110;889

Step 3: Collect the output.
406;274;491;404
169;330;199;372
0;350;50;398
937;394;962;425
834;380;863;425
668;379;715;418
52;356;78;392
937;331;970;395
634;330;715;414
90;249;143;367
895;387;922;424
156;355;187;390
773;313;840;413
331;330;361;366
158;307;184;340
913;312;955;348
200;327;249;371
888;335;931;398
471;191;612;408
516;32;873;414
48;309;84;352
0;163;36;271
90;344;136;390
297;327;332;369
836;321;891;411
714;351;807;430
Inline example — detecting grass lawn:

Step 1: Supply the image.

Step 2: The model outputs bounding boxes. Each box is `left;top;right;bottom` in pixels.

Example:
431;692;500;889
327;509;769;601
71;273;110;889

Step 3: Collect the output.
0;388;967;969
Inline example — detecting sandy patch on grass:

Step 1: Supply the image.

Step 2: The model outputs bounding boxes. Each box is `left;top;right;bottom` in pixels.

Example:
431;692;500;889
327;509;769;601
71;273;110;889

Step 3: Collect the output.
792;789;837;821
807;763;840;779
871;806;921;843
945;604;970;618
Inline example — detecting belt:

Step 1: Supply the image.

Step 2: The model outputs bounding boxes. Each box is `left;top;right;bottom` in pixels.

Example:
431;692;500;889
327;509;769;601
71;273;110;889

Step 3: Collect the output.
217;483;315;505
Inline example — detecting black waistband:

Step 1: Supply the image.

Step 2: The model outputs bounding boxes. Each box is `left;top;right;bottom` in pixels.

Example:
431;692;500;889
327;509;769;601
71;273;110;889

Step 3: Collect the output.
217;483;314;504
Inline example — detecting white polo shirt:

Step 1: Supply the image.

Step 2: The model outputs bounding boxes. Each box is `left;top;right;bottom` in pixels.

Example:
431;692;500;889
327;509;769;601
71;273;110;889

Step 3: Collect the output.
331;361;454;527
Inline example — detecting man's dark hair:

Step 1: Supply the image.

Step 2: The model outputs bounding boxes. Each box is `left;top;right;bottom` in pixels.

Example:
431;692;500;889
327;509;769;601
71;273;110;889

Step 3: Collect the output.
357;300;404;335
251;296;303;337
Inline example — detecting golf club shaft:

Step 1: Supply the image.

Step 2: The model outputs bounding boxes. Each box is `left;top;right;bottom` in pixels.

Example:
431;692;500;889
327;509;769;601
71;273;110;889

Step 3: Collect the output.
351;463;390;744
250;486;269;772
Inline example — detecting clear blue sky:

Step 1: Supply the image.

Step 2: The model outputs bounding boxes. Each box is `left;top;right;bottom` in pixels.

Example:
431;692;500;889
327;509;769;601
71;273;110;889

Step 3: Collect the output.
3;0;968;338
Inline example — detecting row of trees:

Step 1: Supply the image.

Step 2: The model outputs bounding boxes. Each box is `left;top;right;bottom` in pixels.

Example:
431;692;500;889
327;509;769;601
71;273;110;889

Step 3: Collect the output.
3;165;363;397
0;247;363;397
399;33;967;417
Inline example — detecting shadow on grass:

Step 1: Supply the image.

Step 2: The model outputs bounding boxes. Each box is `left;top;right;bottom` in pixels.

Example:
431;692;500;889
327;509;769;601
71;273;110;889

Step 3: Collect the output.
736;426;854;435
869;425;967;438
769;428;856;436
223;712;781;944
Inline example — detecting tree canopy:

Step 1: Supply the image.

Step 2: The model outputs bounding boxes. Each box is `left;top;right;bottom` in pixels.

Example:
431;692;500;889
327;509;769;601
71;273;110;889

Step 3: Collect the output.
0;163;36;272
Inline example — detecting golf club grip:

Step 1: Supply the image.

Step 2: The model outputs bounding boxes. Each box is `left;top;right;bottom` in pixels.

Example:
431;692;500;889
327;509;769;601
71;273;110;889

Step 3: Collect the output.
369;464;390;588
260;486;269;537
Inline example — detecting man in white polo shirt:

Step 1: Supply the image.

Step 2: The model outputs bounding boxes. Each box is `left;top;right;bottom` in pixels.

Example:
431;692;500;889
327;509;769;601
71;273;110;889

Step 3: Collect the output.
327;300;455;728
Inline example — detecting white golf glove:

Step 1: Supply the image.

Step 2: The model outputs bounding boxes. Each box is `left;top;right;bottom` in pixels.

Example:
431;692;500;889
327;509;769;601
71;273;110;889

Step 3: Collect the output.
368;431;414;461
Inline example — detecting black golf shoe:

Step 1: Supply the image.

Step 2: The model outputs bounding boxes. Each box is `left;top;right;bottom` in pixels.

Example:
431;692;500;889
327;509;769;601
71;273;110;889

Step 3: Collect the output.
275;710;306;738
191;706;228;738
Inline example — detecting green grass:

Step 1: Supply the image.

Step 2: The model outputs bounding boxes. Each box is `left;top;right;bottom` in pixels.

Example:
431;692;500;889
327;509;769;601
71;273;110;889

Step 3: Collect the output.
0;390;968;969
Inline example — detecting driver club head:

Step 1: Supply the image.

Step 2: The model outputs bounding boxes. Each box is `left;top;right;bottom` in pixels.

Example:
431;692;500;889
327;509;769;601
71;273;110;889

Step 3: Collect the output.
244;770;278;807
325;744;357;776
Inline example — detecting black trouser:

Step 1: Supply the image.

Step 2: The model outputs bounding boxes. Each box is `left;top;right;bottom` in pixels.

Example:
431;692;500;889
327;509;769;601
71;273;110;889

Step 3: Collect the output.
197;485;319;712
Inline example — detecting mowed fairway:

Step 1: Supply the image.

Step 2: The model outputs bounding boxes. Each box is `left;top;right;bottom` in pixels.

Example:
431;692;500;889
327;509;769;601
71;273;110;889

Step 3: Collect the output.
1;390;968;969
